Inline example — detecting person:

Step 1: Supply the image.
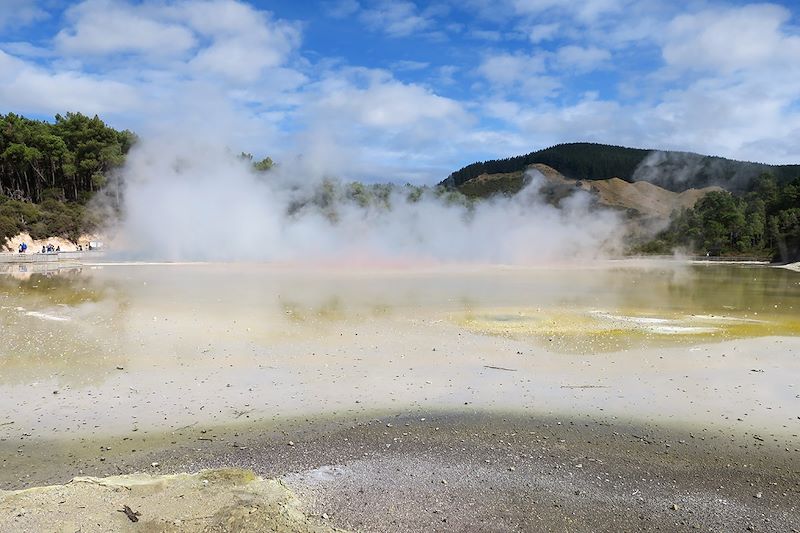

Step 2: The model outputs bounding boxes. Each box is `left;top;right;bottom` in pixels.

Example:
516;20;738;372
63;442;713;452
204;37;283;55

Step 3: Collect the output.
42;246;46;254
78;245;83;251
18;243;23;253
55;246;60;252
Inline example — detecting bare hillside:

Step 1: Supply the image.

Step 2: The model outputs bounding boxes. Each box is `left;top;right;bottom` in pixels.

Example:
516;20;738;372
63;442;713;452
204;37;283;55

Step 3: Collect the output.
459;163;720;220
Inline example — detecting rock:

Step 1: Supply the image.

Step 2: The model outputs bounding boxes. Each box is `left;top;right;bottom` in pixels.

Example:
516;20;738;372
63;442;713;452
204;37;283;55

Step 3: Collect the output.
754;492;762;498
288;441;294;446
151;462;160;467
671;504;679;510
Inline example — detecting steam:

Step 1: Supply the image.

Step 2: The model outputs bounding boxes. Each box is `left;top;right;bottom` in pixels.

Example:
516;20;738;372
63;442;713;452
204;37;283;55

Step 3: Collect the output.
632;150;772;192
104;137;624;264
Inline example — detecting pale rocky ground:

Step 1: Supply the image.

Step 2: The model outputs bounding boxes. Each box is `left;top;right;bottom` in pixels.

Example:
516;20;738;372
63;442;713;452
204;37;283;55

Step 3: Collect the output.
0;469;339;533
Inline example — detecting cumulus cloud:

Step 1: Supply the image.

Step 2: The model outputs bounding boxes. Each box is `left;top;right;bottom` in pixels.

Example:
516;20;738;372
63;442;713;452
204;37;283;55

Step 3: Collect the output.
56;0;197;57
662;4;800;74
289;67;472;180
0;49;140;115
54;0;302;82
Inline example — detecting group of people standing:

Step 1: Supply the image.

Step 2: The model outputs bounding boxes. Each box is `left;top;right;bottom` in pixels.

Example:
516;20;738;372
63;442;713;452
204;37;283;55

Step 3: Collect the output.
41;244;61;253
15;242;62;253
13;242;92;254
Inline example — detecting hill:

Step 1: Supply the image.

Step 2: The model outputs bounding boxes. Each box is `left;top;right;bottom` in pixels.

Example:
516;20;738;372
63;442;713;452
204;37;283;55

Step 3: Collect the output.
441;142;800;193
458;163;720;220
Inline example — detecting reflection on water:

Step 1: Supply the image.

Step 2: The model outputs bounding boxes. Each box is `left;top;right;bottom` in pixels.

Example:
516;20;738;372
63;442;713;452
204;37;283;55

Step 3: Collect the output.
0;262;798;385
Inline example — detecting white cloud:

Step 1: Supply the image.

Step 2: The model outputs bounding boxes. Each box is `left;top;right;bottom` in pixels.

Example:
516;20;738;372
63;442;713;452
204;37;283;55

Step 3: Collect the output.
511;0;630;21
56;0;197;57
179;0;302;81
477;52;560;97
311;69;466;129
285;67;473;180
0;49;139;115
325;0;360;19
528;23;559;43
478;52;545;85
554;45;611;71
470;29;503;41
54;0;302;83
391;60;430;71
360;1;434;37
3;0;800;181
0;0;47;30
662;4;800;74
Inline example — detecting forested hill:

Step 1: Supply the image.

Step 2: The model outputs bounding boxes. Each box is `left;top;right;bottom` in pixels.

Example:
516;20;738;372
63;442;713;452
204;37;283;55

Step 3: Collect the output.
0;112;135;243
441;142;800;192
0;113;135;203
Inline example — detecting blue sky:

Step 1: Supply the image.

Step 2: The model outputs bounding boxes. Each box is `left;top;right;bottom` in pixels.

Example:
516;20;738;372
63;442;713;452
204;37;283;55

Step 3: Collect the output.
1;0;800;183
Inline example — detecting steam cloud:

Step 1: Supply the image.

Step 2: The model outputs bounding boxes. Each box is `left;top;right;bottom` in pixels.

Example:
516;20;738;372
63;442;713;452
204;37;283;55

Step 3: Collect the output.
104;136;623;264
632;150;773;192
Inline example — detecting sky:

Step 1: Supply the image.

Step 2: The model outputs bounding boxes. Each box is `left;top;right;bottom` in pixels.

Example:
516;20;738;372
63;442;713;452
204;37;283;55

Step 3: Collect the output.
1;0;799;184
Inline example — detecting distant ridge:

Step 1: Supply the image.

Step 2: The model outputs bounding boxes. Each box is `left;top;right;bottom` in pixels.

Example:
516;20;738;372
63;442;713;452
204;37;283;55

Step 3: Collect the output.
440;142;800;193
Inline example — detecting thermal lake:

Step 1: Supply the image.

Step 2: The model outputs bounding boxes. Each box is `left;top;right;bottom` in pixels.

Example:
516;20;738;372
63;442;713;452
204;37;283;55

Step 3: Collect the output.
1;260;798;446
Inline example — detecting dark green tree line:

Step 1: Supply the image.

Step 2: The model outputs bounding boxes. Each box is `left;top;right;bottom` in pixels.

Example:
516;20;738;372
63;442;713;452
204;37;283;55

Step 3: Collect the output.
442;142;800;192
647;174;800;261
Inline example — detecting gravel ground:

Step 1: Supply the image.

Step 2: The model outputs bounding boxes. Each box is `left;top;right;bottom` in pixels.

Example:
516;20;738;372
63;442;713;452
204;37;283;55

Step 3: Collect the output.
2;410;798;532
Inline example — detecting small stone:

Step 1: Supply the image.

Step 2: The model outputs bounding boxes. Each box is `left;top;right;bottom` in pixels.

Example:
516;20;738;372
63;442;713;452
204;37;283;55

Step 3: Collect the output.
288;441;294;446
321;513;329;520
671;504;679;511
151;462;159;467
754;492;762;499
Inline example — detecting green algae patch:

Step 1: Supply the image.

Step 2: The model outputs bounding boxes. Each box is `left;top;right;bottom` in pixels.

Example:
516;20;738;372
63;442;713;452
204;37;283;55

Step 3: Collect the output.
0;468;346;533
456;307;800;353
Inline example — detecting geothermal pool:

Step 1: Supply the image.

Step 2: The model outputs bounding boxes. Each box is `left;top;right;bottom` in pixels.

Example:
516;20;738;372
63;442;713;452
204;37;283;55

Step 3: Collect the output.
1;261;799;443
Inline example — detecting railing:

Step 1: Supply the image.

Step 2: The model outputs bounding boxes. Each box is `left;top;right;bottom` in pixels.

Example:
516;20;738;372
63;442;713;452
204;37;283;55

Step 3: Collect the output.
0;251;105;263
